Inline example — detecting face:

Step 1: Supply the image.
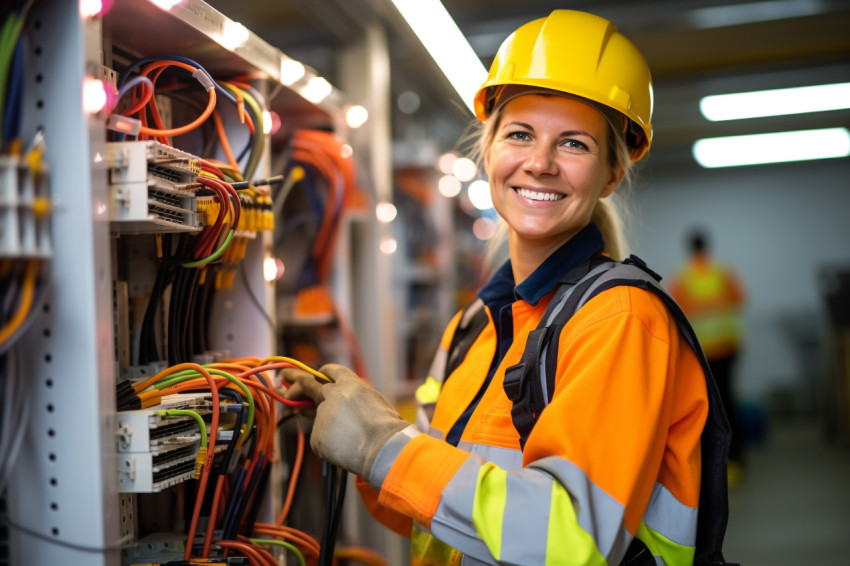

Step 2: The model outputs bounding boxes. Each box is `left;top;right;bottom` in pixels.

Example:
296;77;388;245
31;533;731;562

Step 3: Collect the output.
486;94;623;251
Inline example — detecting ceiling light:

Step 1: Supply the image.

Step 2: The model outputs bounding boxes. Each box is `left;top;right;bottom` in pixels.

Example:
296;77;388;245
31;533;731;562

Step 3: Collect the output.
390;0;487;115
345;105;369;129
438;175;462;198
280;58;306;86
468;179;493;210
219;21;249;50
375;202;398;223
692;128;850;168
700;82;850;121
301;76;332;103
689;0;825;29
437;152;457;175
451;157;477;182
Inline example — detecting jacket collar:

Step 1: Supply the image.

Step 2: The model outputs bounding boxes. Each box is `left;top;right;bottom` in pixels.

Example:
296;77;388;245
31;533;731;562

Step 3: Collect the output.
479;223;605;308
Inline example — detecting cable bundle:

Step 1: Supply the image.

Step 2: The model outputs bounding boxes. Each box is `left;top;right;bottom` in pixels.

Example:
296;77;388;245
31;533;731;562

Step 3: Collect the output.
128;357;331;565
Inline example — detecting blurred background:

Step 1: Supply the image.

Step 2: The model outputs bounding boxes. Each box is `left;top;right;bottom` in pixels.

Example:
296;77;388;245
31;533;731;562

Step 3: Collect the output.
184;0;850;563
202;0;850;564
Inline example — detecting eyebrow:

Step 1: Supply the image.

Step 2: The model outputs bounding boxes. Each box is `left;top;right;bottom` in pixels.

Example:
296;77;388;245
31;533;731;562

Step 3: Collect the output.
504;121;599;145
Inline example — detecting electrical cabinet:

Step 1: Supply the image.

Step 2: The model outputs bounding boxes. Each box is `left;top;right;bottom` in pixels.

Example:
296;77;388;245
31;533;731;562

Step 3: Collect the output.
0;1;394;565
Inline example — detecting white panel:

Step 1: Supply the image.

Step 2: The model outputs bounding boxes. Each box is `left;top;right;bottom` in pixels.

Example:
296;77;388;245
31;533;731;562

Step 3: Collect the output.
7;1;121;564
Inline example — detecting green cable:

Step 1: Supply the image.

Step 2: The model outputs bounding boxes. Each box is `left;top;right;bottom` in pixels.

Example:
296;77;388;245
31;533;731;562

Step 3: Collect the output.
153;367;255;445
182;229;234;268
0;14;19;145
220;82;265;180
159;409;207;448
249;538;305;566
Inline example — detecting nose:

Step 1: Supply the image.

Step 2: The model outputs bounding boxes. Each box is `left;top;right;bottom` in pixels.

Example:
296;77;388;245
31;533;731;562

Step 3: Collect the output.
523;144;558;176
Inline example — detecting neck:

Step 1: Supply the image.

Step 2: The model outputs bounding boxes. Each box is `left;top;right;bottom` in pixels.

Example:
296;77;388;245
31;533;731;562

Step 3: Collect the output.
509;230;578;284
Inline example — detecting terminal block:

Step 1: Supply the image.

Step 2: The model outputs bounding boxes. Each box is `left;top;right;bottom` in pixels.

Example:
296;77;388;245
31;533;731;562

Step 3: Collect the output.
117;393;225;493
0;153;51;258
106;141;202;234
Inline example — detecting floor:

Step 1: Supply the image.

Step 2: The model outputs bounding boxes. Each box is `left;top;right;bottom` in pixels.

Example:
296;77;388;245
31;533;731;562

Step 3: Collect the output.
723;417;850;565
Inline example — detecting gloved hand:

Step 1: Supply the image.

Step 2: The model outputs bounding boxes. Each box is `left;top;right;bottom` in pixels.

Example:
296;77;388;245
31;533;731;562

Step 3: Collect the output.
281;363;410;482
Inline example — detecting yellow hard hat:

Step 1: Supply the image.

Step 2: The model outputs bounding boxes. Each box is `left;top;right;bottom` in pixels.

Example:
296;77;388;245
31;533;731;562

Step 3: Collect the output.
474;10;654;161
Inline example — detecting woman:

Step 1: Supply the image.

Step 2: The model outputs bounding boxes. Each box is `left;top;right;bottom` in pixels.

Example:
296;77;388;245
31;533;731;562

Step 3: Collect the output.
283;10;729;566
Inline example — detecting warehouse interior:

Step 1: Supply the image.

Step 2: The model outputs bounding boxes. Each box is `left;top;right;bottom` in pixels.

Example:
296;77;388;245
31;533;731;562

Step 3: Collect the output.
1;0;849;564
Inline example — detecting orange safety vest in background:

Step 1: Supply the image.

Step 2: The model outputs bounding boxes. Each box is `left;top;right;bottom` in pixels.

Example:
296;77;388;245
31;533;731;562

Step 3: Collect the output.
356;230;709;565
669;254;745;360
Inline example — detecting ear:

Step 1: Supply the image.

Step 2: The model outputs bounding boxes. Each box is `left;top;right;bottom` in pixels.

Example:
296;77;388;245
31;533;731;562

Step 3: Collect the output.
601;166;625;198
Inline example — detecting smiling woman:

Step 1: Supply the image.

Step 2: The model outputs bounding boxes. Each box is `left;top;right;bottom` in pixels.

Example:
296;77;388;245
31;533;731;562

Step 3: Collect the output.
282;9;735;566
484;94;626;283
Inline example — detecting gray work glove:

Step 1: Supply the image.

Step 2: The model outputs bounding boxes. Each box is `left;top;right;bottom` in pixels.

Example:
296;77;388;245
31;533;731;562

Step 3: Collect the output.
281;363;410;482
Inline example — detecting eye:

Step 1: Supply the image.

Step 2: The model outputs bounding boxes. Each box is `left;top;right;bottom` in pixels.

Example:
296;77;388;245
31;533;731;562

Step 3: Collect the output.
561;138;589;151
505;130;532;142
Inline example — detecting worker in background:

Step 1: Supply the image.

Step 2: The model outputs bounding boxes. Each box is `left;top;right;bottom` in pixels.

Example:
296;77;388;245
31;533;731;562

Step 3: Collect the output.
283;10;732;566
670;228;747;483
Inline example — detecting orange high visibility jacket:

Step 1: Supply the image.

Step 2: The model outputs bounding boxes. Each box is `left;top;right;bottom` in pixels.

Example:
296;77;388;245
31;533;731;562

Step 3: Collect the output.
669;253;745;360
357;225;708;565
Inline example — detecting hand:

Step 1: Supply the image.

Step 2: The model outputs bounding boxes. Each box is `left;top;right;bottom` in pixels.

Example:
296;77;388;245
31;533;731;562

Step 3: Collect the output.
281;364;410;481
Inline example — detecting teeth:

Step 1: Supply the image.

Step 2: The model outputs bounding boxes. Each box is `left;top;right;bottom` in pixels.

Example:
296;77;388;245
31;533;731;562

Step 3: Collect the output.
515;188;564;201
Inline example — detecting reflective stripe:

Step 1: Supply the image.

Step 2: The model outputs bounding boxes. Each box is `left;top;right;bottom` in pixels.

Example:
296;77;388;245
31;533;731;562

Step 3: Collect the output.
636;520;694;566
417;375;443;404
427;346;449;383
531;456;633;562
643;482;698;546
368;424;420;490
500;468;554;564
457;440;523;471
547;480;607;566
472;464;507;560
427;426;444;439
430;458;496;563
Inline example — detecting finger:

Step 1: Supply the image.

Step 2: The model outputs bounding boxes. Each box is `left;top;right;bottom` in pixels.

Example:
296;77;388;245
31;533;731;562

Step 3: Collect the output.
279;368;326;403
318;363;364;385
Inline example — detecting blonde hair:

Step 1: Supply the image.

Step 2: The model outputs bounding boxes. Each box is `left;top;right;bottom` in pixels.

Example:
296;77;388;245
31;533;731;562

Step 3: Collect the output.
471;95;636;266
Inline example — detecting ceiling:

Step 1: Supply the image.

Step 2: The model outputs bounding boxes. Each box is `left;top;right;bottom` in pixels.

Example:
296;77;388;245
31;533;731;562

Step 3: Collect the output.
207;0;850;168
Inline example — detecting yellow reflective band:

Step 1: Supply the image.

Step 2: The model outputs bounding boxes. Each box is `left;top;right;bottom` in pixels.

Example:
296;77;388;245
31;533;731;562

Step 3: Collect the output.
546;482;606;566
636;521;695;566
411;525;463;566
682;266;726;300
472;464;507;560
415;375;443;404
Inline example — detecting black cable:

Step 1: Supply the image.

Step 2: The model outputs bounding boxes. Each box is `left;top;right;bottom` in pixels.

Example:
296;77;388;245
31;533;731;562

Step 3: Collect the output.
318;460;336;566
239;261;275;333
0;512;124;553
242;461;271;534
329;469;348;558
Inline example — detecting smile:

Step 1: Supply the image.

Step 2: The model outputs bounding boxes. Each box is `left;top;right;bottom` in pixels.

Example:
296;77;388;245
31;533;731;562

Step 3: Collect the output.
515;187;565;202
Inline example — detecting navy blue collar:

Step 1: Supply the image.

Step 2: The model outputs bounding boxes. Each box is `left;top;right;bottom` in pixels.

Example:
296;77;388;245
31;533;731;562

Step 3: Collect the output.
478;223;606;308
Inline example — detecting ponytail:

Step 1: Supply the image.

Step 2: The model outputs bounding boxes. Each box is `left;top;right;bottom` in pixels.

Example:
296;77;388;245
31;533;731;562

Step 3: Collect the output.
592;197;627;261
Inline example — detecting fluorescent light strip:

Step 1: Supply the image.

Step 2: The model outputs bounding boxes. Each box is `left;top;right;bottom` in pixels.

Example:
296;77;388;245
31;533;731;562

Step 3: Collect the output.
700;82;850;121
693;128;850;168
390;0;487;115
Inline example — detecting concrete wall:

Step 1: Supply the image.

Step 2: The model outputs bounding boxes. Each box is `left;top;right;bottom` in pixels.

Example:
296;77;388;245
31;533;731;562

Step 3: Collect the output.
626;157;850;405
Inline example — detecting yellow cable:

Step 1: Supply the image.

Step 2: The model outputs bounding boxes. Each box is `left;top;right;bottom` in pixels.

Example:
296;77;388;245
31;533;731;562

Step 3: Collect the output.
259;356;333;383
0;260;39;346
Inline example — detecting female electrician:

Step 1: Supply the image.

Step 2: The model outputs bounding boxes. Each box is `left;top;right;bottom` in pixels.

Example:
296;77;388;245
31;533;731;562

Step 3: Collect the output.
283;10;732;566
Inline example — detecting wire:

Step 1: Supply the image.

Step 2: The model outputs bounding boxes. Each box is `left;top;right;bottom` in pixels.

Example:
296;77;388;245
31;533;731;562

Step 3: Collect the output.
0;512;125;554
239;261;275;333
159;408;207;447
0;260;39;349
276;414;305;526
250;538;306;566
258;356;332;383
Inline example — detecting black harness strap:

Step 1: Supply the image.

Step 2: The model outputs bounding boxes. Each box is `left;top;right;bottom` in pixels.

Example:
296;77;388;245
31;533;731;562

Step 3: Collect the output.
502;254;734;566
444;297;489;379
